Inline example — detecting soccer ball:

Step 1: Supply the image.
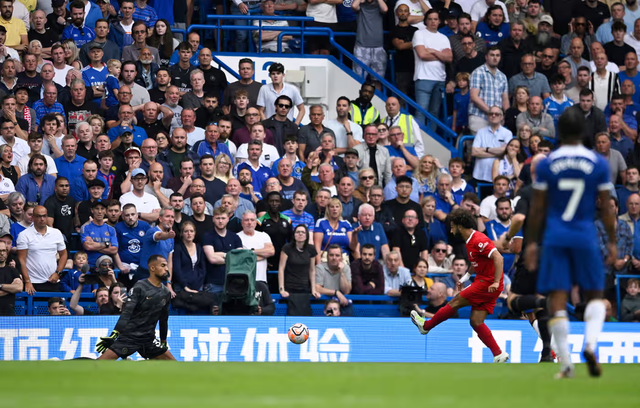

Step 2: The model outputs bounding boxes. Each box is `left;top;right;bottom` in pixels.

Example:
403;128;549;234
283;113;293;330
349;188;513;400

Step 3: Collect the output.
288;323;309;344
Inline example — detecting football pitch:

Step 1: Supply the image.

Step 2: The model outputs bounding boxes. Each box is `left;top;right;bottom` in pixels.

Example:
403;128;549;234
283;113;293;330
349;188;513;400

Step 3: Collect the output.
1;361;638;407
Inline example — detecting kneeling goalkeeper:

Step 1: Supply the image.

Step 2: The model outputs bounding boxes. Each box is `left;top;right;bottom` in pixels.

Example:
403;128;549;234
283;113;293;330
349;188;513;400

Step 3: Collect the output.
96;255;176;360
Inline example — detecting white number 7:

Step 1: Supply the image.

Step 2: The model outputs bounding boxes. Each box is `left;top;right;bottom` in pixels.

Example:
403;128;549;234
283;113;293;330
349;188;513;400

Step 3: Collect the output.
558;179;585;222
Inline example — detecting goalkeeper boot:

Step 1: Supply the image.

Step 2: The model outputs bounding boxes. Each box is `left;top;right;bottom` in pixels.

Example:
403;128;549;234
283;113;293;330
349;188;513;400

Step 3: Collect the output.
410;310;429;335
583;349;602;378
493;351;510;363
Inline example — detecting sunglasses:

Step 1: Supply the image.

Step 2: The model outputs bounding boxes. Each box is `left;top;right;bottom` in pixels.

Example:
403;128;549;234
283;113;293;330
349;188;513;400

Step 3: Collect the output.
277;103;291;109
361;175;375;180
434;248;447;253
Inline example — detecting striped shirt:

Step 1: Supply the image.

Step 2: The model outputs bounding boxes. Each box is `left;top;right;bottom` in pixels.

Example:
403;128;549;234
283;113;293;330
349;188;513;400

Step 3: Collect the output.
133;3;159;28
281;209;316;231
32;100;66;126
468;64;508;120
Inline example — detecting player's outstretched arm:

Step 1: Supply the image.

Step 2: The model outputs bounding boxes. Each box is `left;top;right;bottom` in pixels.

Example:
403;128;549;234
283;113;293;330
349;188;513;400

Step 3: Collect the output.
159;302;170;346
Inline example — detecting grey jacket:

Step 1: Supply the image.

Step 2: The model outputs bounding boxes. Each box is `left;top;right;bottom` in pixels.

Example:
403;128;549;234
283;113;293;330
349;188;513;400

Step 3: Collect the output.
515;111;556;139
354;143;392;187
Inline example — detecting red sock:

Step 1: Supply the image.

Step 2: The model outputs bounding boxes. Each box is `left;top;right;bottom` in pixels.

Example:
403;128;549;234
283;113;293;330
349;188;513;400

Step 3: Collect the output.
473;323;502;357
423;304;456;331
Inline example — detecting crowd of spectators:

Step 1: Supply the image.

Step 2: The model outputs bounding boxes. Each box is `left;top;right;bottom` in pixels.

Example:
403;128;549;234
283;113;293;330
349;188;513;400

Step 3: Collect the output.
0;0;638;322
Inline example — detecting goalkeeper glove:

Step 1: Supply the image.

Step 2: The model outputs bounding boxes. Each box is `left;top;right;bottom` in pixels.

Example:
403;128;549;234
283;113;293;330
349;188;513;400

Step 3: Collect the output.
96;330;119;354
161;340;168;350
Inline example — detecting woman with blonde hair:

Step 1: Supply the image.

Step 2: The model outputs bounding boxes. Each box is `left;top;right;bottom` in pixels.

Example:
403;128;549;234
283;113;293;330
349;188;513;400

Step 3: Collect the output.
415;155;446;196
353;167;377;202
516;123;533;162
376;123;390;147
61;40;82;70
88;115;105;140
0;144;19;187
28;40;51;72
492;138;522;197
214;153;233;183
313;197;356;264
420;195;447;248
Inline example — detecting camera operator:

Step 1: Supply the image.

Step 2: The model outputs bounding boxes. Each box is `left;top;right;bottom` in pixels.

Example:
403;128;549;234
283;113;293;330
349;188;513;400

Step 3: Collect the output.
324;299;341;316
99;282;127;315
48;297;71;315
69;285;111;316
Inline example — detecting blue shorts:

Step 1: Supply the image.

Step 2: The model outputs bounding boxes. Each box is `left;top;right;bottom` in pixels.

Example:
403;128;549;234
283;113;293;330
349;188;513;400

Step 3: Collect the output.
537;245;604;293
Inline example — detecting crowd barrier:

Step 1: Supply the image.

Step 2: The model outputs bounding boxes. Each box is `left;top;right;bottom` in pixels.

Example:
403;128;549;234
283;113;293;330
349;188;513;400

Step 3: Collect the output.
0;316;638;363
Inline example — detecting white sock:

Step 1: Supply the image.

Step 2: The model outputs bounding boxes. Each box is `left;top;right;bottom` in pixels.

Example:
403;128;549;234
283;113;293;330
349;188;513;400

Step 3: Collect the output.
549;311;571;369
584;299;606;352
532;319;557;352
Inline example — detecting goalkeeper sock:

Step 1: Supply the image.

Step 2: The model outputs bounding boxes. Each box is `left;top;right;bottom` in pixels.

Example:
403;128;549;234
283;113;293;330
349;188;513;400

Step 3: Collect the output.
584;299;606;352
549;311;571;368
511;295;546;313
423;304;456;331
473;323;502;357
535;309;552;359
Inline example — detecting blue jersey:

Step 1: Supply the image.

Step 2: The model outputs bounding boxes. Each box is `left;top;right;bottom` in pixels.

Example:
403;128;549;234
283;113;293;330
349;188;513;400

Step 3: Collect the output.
62;25;96;47
115;220;151;264
535;145;612;248
105;75;120;108
453;90;470;127
544;95;574;130
138;226;174;271
80;221;119;267
234;162;274;193
82;64;108;105
476;22;510;47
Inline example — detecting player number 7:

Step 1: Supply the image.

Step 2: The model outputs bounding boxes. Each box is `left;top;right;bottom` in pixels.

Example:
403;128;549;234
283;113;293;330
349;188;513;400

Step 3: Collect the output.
558;178;585;222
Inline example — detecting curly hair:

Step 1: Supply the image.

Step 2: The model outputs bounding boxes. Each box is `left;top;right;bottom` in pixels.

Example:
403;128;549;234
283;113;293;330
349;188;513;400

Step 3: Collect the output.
449;208;477;230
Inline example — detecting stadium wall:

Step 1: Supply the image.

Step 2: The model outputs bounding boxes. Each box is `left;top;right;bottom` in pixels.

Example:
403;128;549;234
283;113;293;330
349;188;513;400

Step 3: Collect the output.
1;317;638;363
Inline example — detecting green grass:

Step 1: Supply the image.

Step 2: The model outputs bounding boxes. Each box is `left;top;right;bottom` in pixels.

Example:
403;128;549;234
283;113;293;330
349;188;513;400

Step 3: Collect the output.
1;361;638;407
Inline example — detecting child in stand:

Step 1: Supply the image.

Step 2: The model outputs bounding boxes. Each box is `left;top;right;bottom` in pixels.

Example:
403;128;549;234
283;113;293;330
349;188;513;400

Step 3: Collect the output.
96;150;115;199
451;72;470;136
543;74;573;131
103;59;121;109
60;251;98;293
621;278;640;322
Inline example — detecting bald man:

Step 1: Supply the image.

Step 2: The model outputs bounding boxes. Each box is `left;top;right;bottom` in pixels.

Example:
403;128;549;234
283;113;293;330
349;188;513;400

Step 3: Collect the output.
382;96;424;157
515;96;556;138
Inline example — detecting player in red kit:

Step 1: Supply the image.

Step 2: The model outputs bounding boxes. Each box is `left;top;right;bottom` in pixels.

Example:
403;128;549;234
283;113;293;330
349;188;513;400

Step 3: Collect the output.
410;209;510;363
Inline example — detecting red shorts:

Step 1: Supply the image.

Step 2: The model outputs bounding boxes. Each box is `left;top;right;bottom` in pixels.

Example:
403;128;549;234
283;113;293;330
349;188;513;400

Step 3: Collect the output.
459;279;503;314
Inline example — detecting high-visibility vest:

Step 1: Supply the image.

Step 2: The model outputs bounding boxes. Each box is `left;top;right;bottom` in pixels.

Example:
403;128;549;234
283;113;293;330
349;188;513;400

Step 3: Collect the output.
350;104;379;126
385;113;414;145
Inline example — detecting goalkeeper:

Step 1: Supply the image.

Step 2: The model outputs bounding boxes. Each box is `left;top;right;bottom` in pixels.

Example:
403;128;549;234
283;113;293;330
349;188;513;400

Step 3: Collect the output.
97;255;176;360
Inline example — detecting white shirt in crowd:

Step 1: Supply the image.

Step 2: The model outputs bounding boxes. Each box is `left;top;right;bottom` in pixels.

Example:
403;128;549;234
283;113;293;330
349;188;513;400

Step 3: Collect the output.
16;226;66;284
53;65;73;87
0;137;30;165
18;153;58;176
236;143;280;168
412;29;450;82
0;174;14;195
119;191;161;213
394;0;431;30
185;127;206;146
257;82;304;121
237;230;273;282
325;119;363;153
470;0;509;22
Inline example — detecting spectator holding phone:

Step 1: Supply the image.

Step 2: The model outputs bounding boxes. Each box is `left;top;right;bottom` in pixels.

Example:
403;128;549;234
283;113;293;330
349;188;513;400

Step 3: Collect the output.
69;285;110;315
48;297;71;315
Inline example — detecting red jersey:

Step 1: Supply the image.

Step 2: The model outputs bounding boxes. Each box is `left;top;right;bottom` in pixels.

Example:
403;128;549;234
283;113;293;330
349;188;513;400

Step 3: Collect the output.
465;230;503;284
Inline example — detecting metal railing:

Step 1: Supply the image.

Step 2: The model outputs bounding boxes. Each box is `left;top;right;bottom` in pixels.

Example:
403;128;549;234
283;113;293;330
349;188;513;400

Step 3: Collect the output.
184;18;457;153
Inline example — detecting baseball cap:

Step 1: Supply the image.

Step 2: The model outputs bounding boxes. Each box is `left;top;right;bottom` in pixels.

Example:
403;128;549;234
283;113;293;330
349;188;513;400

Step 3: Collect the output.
51;0;65;7
87;179;106;189
88;43;104;50
124;146;141;157
131;168;147;178
345;148;359;158
0;232;13;241
268;62;285;74
539;15;553;26
91;200;107;209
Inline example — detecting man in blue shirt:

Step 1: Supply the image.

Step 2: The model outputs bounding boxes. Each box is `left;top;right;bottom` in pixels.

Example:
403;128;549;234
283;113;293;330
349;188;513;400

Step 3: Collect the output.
107;105;149;146
202;207;243;293
15;154;56;205
138;207;175;285
485;197;522;274
354;203;390;260
62;1;96;47
115;203;151;267
386;126;418;175
433;173;463;222
234;140;274;193
55;135;86;181
384;158;420;202
71;159;98;202
281;190;315;232
193;123;232;161
81;200;119;268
